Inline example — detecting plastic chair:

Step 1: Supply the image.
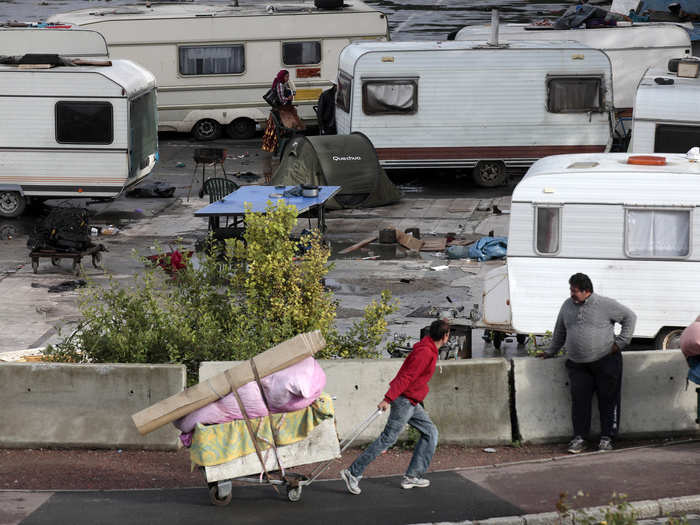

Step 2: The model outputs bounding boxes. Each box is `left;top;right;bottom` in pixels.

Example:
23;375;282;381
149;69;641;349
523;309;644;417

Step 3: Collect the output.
202;177;239;230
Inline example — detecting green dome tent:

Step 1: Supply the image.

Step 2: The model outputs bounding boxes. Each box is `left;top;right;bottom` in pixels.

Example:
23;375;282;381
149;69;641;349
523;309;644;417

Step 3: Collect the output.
270;133;401;210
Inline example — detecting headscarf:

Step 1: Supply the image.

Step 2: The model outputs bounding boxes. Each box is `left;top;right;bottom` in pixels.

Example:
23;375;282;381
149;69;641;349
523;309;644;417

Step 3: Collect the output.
680;315;700;358
272;69;289;89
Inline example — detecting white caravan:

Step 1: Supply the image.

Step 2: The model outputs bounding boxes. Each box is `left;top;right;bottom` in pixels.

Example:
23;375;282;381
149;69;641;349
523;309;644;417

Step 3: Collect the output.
476;152;700;349
335;40;614;187
0;30;158;218
629;58;700;153
0;27;109;58
48;1;389;140
453;23;691;114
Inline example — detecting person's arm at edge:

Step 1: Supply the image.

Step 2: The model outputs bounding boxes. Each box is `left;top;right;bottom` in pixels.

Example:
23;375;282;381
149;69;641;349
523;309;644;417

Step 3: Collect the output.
542;308;566;358
611;299;637;351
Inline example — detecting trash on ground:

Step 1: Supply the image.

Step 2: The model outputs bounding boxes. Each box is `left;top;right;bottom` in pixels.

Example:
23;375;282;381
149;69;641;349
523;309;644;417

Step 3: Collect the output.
468;236;508;262
399;278;413;284
338;235;376;255
236;171;261;182
361;255;380;260
48;279;87;293
430;265;449;271
175;161;186;168
101;226;119;236
483;447;497;453
447;245;471;259
420;237;447;252
126;181;176;198
395;228;423;251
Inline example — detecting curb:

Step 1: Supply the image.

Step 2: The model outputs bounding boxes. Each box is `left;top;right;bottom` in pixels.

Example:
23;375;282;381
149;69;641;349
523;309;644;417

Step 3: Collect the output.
413;495;700;525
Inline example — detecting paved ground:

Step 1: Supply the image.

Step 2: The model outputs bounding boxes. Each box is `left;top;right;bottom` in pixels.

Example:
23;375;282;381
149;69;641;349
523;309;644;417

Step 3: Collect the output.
0;133;525;360
1;440;698;525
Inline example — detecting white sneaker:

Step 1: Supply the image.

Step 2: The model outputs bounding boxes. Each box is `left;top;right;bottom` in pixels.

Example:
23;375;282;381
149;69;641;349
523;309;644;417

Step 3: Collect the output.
401;476;430;489
340;468;361;495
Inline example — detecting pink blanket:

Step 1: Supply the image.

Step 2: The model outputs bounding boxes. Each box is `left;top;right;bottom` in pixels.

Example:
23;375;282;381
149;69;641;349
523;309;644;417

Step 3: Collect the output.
681;315;700;358
174;357;326;446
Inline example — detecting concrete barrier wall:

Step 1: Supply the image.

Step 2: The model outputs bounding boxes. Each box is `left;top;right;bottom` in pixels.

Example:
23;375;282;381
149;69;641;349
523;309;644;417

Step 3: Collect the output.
513;351;700;443
0;363;186;450
200;358;512;446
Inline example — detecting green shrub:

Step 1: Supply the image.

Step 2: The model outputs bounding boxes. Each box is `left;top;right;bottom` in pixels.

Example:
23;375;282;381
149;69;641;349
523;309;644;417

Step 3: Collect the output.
44;201;396;382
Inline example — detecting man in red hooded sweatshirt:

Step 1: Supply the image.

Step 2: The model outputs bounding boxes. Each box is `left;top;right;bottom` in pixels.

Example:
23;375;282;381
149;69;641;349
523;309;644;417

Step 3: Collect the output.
340;318;450;494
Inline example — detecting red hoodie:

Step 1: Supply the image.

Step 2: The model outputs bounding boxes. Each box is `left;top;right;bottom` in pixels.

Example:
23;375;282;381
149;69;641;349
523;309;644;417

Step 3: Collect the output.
384;336;439;405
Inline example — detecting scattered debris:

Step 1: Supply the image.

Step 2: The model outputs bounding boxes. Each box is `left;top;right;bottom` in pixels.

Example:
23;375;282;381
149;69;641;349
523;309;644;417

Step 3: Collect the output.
176;161;186;168
420;237;447;252
492;205;502;215
338;236;377;255
236;172;260;182
399;278;413;284
101;226;119;236
361;255;379;260
483;447;497;453
468;236;508;262
430;265;449;271
395;229;423;251
48;279;87;293
127;181;176;198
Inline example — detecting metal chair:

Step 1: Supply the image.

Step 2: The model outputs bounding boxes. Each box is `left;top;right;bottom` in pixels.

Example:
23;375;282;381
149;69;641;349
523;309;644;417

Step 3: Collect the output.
202;177;239;231
188;148;228;201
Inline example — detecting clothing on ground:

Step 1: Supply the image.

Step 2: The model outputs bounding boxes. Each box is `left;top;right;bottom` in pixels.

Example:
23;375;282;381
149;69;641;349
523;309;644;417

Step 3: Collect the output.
546;293;637;363
384;335;438;404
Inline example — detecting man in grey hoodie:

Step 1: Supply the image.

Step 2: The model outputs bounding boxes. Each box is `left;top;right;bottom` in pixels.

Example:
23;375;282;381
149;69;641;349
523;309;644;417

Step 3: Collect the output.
541;273;636;454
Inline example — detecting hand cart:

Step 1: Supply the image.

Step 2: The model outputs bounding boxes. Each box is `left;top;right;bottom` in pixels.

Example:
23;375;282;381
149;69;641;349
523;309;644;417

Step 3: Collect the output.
29;243;108;275
205;408;382;506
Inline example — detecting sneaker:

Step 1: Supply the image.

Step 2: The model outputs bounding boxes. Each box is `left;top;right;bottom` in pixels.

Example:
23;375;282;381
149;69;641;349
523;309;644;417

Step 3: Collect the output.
401;476;430;489
340;468;361;495
567;436;586;454
598;436;613;451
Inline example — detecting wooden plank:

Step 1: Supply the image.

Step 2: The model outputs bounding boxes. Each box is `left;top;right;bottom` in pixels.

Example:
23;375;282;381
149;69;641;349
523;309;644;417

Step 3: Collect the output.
338;236;377;254
420;237;447;252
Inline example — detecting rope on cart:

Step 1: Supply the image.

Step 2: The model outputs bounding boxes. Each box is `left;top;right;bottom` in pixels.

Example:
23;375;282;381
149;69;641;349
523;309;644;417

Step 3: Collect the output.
251;359;287;479
232;389;280;494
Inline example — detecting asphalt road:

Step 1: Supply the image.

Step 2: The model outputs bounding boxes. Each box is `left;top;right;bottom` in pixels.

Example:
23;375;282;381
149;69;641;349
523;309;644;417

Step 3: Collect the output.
19;472;522;525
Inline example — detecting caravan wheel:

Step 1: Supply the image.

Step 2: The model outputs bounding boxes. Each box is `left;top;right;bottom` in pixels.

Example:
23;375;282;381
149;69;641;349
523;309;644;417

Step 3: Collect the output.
0;191;26;218
192;119;222;141
472;161;506;188
226;118;256;140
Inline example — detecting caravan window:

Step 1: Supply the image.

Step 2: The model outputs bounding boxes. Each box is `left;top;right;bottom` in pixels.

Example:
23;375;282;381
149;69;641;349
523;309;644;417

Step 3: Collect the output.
336;72;352;113
362;79;417;115
179;45;245;75
654;124;700;153
535;206;561;254
625;208;690;258
55;101;113;144
282;41;321;65
547;76;603;113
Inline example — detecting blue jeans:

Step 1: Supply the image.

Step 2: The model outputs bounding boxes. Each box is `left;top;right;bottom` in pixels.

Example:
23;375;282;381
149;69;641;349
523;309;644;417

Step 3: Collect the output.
349;396;438;478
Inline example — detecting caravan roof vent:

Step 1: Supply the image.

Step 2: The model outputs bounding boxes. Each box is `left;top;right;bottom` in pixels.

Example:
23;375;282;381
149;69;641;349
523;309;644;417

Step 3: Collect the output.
567;161;599;169
627;155;666;166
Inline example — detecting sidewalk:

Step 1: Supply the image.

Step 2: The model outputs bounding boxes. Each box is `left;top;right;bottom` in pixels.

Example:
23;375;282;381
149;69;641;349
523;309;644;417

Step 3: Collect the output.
1;440;698;524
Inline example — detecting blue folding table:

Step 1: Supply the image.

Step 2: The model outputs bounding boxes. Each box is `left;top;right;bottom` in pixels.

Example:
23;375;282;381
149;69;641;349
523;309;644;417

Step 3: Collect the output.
194;185;341;233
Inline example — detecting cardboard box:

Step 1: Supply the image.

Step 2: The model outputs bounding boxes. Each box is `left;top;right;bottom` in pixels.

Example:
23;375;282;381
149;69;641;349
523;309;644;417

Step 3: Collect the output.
131;330;326;435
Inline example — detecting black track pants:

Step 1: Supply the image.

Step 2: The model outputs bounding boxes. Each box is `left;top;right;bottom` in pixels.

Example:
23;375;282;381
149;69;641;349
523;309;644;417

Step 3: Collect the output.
565;351;622;438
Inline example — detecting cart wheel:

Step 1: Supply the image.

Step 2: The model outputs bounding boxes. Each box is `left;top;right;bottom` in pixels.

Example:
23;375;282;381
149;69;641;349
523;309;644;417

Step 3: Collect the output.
209;485;232;506
32;259;38;274
286;485;302;502
51;257;60;266
72;259;81;276
92;252;102;269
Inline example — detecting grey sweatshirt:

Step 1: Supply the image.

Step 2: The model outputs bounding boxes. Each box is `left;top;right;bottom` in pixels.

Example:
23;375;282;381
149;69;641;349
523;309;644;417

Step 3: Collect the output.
545;293;637;363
